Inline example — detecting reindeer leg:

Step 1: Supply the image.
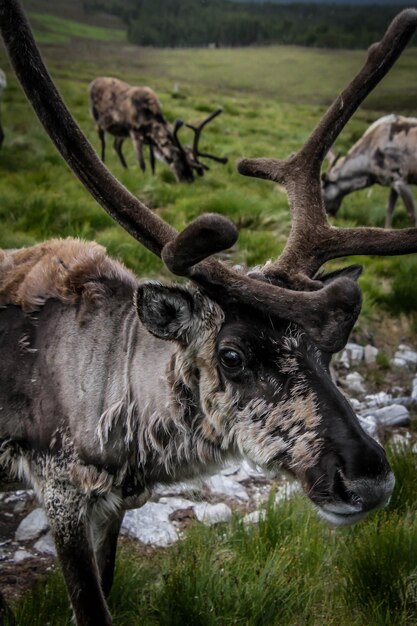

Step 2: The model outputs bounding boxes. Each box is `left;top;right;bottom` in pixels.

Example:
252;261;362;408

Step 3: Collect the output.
113;137;128;170
97;126;106;162
0;121;4;149
149;142;156;176
43;481;112;626
94;509;124;598
394;180;417;226
385;187;398;228
129;131;146;173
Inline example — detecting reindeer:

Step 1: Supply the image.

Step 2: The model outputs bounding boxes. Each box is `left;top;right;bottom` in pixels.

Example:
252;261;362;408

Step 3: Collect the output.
1;2;417;625
322;114;417;227
89;76;228;182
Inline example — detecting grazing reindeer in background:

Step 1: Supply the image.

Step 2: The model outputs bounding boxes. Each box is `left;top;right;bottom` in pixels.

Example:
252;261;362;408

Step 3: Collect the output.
0;68;6;148
89;76;228;182
1;2;417;624
322;114;417;227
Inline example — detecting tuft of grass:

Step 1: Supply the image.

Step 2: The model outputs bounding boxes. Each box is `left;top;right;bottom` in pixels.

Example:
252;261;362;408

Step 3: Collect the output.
12;567;71;626
340;512;417;625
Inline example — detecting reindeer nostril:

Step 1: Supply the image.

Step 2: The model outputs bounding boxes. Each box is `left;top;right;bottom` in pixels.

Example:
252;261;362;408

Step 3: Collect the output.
333;469;361;506
333;469;351;502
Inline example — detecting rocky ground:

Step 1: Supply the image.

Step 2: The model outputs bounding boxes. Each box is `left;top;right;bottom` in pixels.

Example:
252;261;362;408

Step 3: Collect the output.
1;339;416;602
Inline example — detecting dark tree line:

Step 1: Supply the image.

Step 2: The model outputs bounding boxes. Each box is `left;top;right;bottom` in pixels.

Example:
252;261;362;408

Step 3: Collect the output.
83;0;411;49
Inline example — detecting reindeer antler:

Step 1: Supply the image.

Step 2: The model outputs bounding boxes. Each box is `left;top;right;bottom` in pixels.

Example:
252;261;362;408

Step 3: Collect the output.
186;108;229;168
173;108;228;174
1;0;416;353
238;9;417;284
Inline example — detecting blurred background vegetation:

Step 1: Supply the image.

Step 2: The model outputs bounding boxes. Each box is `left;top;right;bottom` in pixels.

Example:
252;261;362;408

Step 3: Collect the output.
85;0;414;49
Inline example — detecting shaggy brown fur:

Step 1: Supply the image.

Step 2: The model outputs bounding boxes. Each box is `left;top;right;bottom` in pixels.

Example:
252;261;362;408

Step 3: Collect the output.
0;238;137;312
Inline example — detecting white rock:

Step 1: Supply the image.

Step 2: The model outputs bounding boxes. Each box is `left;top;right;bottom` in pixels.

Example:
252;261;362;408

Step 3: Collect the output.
367;404;410;427
204;475;249;501
13;549;32;563
346;343;364;362
34;533;56;556
364;392;393;408
243;510;267;525
193;503;232;526
398;344;415;352
364;345;379;364
157;497;196;511
344;372;366;394
394;346;417;365
357;415;379;441
392;357;408;368
15;508;49;542
349;398;362;410
338;350;350;369
411;377;417;400
122;503;178;547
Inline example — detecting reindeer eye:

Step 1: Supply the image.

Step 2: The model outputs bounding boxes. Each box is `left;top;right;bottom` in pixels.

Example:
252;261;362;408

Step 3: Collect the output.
219;349;243;371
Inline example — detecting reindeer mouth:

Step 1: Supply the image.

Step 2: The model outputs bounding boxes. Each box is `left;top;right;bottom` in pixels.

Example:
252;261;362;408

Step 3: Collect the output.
314;471;395;527
315;505;369;527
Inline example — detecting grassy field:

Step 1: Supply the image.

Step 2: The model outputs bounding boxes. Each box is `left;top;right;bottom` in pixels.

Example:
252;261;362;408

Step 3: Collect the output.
28;12;126;44
10;445;417;626
2;7;417;624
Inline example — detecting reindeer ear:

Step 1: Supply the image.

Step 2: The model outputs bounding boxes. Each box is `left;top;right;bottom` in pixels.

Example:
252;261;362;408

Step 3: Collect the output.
135;282;195;342
317;264;363;285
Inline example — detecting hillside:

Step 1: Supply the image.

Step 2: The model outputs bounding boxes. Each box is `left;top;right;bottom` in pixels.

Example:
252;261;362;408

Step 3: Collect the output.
15;0;414;49
21;0;125;43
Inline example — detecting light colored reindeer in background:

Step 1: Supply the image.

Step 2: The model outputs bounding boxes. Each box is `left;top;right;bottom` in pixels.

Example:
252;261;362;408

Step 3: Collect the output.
0;68;6;148
1;3;417;625
89;77;227;182
322;114;417;227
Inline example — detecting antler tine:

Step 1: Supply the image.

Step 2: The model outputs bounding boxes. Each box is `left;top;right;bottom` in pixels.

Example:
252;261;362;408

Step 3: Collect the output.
186;108;228;165
237;9;417;281
172;119;185;147
171;118;207;174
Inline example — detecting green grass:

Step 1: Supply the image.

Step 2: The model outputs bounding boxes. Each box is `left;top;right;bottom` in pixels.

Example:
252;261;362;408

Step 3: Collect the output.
10;445;417;626
29;12;125;44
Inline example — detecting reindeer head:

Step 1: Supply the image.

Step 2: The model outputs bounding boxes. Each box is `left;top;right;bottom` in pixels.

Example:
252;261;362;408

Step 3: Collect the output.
168;110;228;183
322;158;370;216
3;1;417;524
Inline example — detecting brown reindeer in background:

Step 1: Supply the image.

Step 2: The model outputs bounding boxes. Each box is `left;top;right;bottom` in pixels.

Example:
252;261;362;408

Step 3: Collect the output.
89;77;228;182
2;2;417;625
322;114;417;227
